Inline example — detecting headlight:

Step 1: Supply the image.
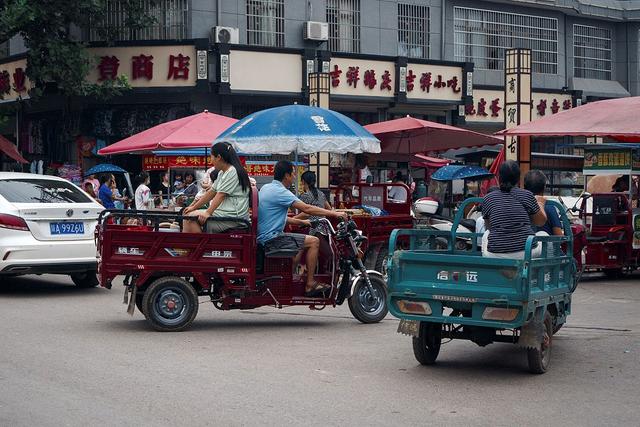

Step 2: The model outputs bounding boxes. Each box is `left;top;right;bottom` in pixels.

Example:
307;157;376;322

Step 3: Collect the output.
397;300;432;315
482;307;519;321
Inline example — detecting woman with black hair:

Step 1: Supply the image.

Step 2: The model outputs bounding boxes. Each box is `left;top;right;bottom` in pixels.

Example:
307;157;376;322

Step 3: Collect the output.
296;170;332;235
480;160;547;258
183;142;251;233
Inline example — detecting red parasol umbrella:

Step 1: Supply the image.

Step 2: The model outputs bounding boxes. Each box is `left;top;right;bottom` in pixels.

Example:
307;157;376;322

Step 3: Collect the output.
480;147;504;196
98;110;238;155
364;116;503;154
497;96;640;139
0;135;28;163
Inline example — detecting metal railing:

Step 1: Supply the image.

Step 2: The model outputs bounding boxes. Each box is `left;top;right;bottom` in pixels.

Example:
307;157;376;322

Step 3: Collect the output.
246;0;285;47
573;24;612;80
454;6;558;74
87;0;189;41
398;3;430;59
327;0;361;53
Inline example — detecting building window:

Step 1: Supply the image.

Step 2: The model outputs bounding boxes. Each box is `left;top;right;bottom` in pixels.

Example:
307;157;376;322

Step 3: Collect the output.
327;0;361;53
454;6;558;74
398;3;429;59
573;24;612;80
87;0;189;41
247;0;285;47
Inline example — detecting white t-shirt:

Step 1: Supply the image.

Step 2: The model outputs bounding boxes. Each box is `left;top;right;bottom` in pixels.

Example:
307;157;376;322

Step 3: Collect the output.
135;184;153;210
388;185;408;202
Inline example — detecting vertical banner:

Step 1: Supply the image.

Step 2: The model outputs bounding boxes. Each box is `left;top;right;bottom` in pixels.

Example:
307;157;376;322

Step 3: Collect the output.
504;49;532;166
308;72;331;189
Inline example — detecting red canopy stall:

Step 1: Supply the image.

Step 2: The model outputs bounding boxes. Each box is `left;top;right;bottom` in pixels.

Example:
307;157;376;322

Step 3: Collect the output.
0;135;28;164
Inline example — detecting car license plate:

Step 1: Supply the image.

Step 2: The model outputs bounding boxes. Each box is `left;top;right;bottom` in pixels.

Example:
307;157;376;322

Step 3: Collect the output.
50;222;84;235
397;319;420;337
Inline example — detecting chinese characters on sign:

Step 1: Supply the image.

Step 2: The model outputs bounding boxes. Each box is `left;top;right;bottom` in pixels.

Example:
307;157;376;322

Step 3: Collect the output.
132;54;154;80
99;53;191;81
583;149;634;170
466;92;572;122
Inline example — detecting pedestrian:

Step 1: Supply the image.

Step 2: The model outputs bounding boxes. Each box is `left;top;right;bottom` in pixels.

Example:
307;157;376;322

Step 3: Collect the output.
83;174;100;193
97;174;116;209
111;179;125;210
388;172;408;202
173;173;184;191
135;171;154;210
559;172;574;197
83;181;99;203
182;173;198;198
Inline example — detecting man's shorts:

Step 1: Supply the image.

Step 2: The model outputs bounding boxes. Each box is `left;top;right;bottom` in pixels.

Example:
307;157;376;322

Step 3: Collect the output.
204;219;248;233
263;233;306;257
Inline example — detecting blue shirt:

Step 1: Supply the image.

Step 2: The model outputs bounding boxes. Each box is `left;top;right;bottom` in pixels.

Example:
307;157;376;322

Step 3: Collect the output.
257;180;300;244
98;183;115;209
537;202;562;235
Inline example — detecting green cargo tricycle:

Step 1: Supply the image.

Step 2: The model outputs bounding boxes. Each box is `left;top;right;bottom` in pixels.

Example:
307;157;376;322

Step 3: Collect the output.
387;198;578;374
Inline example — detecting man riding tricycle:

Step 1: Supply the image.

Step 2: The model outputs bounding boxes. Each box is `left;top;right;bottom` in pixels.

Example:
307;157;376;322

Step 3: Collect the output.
96;159;388;332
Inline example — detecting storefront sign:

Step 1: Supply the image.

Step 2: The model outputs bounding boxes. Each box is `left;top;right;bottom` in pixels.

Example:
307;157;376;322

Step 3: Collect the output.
88;45;199;87
228;50;301;93
330;58;395;98
466;90;572;124
404;64;463;102
583;149;633;170
0;58;30;100
142;155;210;170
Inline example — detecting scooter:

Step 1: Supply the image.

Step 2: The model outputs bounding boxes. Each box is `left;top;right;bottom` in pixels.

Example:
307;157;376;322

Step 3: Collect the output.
413;197;477;250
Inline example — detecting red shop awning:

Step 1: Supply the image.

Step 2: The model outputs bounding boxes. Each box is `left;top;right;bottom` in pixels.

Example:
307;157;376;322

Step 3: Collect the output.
0;135;28;163
498;96;640;139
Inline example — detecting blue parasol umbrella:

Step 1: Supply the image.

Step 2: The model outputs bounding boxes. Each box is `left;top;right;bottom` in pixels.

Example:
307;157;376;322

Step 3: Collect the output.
214;105;380;155
431;165;493;181
84;163;128;176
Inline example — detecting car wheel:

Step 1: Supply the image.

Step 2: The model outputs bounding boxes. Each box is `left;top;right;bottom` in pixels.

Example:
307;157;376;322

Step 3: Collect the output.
70;271;99;288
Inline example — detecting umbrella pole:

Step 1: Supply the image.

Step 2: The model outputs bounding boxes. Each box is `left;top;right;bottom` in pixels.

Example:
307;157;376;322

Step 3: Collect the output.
294;149;299;194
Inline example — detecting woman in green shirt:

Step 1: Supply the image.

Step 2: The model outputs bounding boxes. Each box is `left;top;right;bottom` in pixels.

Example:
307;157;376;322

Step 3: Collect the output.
183;142;251;233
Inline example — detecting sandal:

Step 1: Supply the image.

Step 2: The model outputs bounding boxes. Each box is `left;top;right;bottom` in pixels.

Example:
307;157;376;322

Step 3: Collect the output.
305;282;331;297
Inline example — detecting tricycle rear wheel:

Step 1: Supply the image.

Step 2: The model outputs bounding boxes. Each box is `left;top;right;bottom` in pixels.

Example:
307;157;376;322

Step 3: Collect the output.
412;321;442;365
142;276;199;332
527;311;552;374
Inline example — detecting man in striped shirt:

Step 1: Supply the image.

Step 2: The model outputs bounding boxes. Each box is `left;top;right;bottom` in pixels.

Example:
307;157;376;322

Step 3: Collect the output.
480;161;547;259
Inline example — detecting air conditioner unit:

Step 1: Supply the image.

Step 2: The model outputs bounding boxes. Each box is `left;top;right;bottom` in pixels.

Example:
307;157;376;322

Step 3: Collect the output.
211;26;239;44
304;21;328;41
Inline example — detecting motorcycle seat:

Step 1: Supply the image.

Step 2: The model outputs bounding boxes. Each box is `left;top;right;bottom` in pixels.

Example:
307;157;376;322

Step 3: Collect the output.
459;218;477;232
586;236;608;243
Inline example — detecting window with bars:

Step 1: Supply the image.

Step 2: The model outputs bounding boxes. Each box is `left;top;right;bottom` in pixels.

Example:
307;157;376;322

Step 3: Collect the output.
573;24;612;80
398;3;430;59
87;0;189;41
454;6;558;74
247;0;285;47
327;0;361;53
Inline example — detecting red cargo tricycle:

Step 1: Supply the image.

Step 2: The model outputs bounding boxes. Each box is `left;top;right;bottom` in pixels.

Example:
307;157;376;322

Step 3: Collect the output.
96;189;388;331
331;183;414;272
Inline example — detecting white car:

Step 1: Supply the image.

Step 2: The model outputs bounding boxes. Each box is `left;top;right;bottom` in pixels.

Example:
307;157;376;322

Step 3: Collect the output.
0;172;103;287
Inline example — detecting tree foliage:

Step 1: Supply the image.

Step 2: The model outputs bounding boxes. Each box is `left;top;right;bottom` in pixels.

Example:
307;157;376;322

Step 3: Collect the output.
0;0;153;98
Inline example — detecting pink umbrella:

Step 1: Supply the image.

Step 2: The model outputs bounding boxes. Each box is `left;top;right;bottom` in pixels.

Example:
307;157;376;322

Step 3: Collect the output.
98;110;238;155
364;116;503;154
497;96;640;139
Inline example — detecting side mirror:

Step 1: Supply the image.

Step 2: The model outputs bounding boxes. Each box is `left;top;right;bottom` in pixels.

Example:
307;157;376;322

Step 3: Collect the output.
582;192;591;199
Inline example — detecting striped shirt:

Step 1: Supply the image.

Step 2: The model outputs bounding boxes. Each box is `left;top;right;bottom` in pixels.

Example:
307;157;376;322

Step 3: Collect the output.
480;188;540;253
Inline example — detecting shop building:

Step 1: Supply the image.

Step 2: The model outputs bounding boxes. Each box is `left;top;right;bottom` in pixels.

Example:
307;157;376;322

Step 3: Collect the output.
0;0;638;179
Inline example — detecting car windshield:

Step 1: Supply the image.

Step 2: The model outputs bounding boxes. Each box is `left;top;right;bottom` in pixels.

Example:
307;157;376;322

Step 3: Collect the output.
0;179;92;203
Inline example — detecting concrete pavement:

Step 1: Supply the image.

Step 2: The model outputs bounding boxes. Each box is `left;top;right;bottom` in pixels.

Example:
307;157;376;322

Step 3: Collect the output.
0;273;638;426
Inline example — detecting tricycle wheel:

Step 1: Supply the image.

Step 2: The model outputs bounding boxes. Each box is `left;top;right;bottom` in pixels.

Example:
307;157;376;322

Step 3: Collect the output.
603;268;624;279
527;311;552;374
142;276;198;332
413;321;442;365
348;275;388;323
374;246;389;277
